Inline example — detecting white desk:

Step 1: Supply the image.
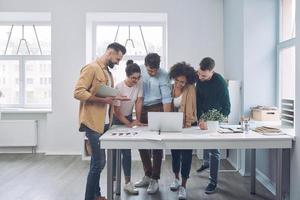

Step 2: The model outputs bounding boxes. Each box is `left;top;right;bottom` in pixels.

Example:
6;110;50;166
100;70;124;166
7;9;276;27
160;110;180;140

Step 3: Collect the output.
100;126;295;200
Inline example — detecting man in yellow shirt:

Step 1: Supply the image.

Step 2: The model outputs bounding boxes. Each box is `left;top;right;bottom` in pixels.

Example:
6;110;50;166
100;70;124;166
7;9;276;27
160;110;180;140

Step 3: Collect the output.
74;42;127;200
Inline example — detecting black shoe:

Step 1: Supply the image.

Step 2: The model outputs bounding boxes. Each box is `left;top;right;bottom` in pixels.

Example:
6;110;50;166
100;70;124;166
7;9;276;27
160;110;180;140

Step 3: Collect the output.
196;165;209;173
205;183;217;194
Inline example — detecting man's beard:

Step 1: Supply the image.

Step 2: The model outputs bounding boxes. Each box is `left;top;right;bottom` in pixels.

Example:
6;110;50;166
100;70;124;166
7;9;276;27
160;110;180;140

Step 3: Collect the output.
108;60;115;69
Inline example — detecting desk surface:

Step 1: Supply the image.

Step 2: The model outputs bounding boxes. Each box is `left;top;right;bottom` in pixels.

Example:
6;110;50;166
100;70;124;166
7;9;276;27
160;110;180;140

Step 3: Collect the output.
100;126;295;150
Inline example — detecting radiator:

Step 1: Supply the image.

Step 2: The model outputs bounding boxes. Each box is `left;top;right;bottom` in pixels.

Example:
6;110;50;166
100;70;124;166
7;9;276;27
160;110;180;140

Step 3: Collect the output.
0;120;38;147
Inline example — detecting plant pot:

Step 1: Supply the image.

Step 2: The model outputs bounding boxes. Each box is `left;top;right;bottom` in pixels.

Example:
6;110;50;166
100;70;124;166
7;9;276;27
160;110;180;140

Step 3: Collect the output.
206;120;219;132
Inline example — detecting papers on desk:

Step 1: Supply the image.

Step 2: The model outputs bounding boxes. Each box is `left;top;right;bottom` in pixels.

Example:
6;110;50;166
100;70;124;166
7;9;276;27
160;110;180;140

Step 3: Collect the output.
110;128;140;137
253;126;286;136
218;126;243;134
142;134;163;141
109;127;163;140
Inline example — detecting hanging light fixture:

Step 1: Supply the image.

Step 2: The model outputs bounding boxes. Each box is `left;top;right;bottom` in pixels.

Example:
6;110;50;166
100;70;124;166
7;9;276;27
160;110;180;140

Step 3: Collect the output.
114;25;148;54
4;24;43;55
125;25;135;48
16;25;30;55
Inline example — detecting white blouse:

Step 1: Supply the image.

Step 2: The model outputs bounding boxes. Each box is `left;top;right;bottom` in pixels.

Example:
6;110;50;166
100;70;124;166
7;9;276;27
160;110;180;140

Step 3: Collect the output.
173;94;182;108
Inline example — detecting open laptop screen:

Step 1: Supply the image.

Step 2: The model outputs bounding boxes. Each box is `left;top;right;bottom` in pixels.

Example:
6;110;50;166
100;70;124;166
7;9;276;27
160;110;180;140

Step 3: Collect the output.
148;112;183;132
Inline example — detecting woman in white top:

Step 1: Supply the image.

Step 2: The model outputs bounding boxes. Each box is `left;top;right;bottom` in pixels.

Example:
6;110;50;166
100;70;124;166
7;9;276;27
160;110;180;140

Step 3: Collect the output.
112;60;143;195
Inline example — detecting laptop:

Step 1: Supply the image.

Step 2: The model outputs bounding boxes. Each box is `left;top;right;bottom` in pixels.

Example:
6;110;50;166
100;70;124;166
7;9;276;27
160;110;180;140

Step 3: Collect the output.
148;112;183;132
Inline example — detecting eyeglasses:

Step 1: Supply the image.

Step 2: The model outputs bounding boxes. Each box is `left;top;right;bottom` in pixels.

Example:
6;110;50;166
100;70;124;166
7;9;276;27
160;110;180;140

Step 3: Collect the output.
129;75;141;81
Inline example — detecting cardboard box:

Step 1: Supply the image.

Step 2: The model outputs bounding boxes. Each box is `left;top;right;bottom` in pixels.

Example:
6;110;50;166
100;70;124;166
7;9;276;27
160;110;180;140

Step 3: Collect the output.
252;109;280;121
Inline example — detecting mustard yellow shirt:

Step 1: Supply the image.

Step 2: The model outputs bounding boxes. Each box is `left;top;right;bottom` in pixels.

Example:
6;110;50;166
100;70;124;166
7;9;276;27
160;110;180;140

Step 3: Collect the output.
74;58;114;134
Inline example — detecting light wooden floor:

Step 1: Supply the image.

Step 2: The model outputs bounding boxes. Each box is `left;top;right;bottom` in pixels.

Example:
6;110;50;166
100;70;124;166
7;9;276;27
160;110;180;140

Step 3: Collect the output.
0;154;274;200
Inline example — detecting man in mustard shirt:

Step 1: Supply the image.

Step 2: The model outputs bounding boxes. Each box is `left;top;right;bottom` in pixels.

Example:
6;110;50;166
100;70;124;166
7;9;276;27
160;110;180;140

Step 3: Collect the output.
74;42;127;200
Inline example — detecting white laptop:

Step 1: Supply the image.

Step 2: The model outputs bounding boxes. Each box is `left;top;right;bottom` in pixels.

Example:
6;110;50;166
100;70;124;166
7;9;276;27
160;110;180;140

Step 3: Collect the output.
148;112;183;132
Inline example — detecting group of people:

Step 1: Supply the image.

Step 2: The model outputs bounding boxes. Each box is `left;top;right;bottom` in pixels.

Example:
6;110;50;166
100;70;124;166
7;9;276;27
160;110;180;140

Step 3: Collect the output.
74;42;231;200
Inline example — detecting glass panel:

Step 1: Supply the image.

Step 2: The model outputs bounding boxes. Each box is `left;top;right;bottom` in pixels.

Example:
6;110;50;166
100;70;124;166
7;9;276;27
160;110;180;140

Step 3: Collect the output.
280;0;296;41
0;26;12;55
96;25;163;56
141;26;163;55
34;26;51;55
4;25;22;55
25;60;51;106
279;46;295;100
0;25;51;55
0;60;19;105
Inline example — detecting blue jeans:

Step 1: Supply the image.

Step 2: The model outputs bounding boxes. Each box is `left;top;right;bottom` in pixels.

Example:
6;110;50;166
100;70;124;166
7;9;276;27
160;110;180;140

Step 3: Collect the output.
171;149;193;179
112;115;132;178
203;149;220;185
84;124;109;200
112;149;132;177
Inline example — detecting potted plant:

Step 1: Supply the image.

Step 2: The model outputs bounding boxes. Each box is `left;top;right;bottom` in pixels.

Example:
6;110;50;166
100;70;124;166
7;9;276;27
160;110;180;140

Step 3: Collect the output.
200;109;225;131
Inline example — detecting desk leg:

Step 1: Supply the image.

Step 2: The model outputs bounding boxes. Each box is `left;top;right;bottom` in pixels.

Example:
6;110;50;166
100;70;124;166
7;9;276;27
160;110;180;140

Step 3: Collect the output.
116;149;122;196
107;149;114;200
250;149;256;195
276;149;290;200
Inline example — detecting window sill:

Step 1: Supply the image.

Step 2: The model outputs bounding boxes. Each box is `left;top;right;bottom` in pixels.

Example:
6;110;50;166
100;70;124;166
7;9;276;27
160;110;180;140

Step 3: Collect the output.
0;108;52;114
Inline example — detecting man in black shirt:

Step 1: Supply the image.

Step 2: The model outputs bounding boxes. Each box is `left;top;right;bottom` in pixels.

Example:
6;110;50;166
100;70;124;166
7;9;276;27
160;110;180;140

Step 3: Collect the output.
196;57;231;194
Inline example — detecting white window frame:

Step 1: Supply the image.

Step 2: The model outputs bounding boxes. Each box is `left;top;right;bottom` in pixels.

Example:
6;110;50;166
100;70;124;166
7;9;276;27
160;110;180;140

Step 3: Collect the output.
92;22;167;70
0;21;51;109
277;39;295;105
86;13;168;69
276;0;296;126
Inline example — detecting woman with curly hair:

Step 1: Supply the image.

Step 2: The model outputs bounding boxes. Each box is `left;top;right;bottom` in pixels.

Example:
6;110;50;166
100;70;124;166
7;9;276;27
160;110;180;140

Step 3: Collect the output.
168;62;197;200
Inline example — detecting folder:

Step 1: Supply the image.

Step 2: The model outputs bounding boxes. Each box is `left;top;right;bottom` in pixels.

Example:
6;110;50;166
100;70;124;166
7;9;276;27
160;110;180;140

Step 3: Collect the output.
96;84;119;97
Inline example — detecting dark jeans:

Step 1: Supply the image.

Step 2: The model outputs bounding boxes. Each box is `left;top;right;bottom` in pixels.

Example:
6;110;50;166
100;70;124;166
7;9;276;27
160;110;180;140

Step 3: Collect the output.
171;150;193;179
84;124;109;200
139;149;163;180
112;115;132;177
139;103;164;180
203;149;220;185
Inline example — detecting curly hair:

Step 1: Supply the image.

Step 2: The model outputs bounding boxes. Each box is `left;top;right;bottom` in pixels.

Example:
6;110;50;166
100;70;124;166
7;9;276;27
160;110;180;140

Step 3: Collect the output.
169;62;197;84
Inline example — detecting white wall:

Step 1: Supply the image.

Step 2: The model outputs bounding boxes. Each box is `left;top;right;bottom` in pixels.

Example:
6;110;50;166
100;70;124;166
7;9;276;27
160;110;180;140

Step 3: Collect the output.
244;0;277;187
224;0;244;170
224;0;244;81
0;0;224;154
243;0;277;116
224;0;278;193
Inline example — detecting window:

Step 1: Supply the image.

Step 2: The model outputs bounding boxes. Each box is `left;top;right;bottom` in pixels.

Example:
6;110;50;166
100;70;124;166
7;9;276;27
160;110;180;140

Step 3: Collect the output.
279;46;295;100
280;0;296;41
94;24;166;85
0;24;51;108
0;60;19;105
25;60;51;105
278;0;296;127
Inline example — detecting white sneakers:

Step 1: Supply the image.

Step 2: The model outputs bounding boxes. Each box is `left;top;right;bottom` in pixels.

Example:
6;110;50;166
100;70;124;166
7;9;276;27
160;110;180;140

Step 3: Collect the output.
147;179;159;194
178;186;187;200
134;175;151;187
134;176;159;194
170;178;180;191
123;182;139;195
170;179;187;200
131;176;187;198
